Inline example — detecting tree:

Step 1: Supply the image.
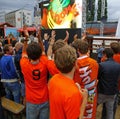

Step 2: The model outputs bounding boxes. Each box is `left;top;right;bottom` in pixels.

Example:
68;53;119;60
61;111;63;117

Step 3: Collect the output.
105;0;108;20
97;0;107;21
97;0;102;20
86;0;95;21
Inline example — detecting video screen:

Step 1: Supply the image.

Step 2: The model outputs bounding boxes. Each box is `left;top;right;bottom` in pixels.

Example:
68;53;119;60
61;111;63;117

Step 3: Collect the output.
41;0;82;29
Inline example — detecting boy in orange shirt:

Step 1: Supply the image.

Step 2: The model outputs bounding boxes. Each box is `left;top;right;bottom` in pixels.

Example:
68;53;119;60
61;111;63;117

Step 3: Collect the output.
20;29;56;119
48;45;88;119
73;40;99;119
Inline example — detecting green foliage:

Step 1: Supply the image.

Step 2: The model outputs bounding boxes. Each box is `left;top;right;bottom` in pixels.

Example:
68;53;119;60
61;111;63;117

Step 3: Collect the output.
86;0;95;21
86;0;108;21
105;0;108;20
97;0;108;20
97;0;102;20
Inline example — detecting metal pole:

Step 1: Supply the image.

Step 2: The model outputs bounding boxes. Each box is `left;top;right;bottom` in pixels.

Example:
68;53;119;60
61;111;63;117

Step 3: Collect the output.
100;21;104;36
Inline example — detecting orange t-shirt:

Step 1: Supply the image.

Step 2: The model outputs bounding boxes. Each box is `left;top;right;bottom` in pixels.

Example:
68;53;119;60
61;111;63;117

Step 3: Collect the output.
47;60;60;75
74;55;99;119
20;52;49;104
48;74;83;119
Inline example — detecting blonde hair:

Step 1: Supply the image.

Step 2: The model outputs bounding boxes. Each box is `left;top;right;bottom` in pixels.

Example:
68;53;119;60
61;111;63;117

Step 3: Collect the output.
15;42;23;52
54;45;77;73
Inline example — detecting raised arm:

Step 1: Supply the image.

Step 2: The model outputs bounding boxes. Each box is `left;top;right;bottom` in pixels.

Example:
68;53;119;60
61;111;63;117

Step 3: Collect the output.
63;30;69;44
47;30;56;59
22;27;29;53
36;27;45;54
47;38;55;59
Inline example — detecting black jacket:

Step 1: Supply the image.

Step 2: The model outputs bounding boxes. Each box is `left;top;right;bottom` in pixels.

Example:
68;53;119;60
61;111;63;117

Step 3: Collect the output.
98;58;120;95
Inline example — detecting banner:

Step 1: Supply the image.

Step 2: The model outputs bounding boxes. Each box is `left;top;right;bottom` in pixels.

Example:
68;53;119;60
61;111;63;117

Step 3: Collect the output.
4;27;19;38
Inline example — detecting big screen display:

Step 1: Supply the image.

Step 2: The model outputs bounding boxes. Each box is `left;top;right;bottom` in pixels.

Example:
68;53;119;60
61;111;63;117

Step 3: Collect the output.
41;0;82;29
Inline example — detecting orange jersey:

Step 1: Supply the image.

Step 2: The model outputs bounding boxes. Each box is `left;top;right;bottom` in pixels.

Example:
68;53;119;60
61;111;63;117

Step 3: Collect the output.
48;73;83;119
20;52;49;104
47;59;60;75
74;55;99;119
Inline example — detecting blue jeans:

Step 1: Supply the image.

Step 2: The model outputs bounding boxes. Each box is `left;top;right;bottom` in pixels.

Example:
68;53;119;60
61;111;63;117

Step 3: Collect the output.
98;93;116;119
21;82;25;97
101;94;118;119
26;101;49;119
0;101;5;119
3;82;21;103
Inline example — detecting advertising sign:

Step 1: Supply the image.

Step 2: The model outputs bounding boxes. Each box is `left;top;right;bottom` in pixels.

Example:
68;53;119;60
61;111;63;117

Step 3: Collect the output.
4;27;19;38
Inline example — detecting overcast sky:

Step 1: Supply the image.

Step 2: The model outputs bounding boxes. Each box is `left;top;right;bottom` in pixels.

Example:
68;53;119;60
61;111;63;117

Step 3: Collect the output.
108;0;120;20
0;0;36;11
0;0;120;21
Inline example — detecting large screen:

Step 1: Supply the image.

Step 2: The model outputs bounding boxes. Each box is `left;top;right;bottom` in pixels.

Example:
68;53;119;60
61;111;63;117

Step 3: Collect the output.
41;0;82;29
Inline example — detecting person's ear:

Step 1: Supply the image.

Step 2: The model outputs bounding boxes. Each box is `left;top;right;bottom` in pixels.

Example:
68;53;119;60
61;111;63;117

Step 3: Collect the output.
77;49;80;56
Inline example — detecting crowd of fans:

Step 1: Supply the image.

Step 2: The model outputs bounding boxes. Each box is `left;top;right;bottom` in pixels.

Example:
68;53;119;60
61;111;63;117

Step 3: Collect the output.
0;29;120;119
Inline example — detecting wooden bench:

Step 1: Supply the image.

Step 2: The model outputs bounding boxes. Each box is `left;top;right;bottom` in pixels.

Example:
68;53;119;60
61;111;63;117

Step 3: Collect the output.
1;97;25;119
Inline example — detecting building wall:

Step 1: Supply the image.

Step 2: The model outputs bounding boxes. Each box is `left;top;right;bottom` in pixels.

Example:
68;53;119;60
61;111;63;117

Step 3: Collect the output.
34;16;41;26
0;11;6;23
5;12;16;27
5;9;32;28
15;9;32;28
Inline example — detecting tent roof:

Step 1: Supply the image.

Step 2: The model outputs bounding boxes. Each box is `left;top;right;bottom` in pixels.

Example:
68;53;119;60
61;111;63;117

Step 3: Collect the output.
17;27;36;32
0;22;14;28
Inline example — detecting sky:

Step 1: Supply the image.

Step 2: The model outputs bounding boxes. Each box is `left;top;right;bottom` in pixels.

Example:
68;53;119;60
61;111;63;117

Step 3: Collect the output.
0;0;120;21
107;0;120;20
0;0;37;12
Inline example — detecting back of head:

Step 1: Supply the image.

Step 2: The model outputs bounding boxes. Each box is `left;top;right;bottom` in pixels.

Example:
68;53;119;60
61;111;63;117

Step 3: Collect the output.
26;42;42;60
103;48;114;58
52;39;65;53
3;44;13;54
110;42;120;54
71;39;80;51
54;45;77;73
15;42;23;52
78;40;89;54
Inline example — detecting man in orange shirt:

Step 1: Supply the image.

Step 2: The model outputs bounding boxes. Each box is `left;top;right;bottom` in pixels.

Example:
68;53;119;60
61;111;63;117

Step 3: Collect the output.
20;26;55;119
48;45;88;119
73;40;99;119
20;41;50;119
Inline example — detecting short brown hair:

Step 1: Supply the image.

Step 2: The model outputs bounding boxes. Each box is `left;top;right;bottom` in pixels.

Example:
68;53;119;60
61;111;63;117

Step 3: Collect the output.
52;39;65;53
54;45;77;73
103;48;114;58
26;42;42;60
77;40;89;54
110;42;120;54
3;44;12;53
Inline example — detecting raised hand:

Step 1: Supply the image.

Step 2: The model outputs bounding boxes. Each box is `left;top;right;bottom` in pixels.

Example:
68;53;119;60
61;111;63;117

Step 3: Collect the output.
23;25;29;40
64;30;69;43
51;30;56;40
